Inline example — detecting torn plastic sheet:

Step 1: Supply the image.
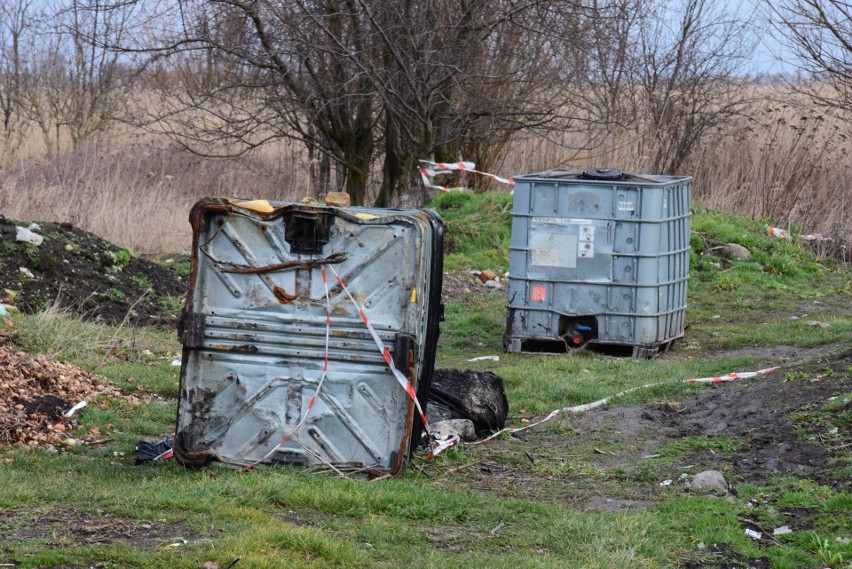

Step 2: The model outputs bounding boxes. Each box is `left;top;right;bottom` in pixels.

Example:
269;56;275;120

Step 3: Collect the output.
15;226;43;246
64;400;88;418
745;528;762;540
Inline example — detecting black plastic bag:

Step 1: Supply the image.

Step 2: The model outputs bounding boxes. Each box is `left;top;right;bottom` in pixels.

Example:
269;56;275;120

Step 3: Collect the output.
426;370;509;436
135;437;173;464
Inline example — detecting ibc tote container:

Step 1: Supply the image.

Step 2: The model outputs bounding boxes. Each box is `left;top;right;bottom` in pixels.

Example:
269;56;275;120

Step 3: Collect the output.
174;197;443;477
503;168;691;359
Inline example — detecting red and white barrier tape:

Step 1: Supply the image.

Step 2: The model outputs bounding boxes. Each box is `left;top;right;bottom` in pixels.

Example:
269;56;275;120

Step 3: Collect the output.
767;226;789;239
768;226;833;242
426;434;460;460
468;409;561;447
801;233;832;242
240;267;334;470
418;159;515;193
684;367;777;383
426;366;778;458
154;447;173;461
328;266;431;434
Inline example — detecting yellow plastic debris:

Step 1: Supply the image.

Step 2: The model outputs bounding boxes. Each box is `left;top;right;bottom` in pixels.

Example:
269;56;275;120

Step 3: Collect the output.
230;199;276;214
355;213;380;220
410;287;417;303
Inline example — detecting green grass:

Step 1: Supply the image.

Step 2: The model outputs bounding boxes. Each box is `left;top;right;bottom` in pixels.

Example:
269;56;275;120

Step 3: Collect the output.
428;191;513;271
1;197;851;567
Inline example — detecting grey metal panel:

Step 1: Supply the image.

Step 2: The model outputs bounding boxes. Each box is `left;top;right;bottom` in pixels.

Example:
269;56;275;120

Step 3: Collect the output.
176;200;439;475
505;171;691;356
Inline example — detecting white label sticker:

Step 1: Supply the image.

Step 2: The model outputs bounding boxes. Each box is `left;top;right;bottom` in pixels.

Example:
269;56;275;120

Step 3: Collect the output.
532;217;593;225
577;225;595;259
531;233;577;268
617;201;634;212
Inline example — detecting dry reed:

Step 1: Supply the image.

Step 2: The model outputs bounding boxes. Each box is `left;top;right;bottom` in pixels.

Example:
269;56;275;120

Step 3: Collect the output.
0;85;849;257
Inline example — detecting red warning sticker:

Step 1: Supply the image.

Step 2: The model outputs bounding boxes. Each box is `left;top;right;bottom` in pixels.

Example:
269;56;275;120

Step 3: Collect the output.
531;285;547;302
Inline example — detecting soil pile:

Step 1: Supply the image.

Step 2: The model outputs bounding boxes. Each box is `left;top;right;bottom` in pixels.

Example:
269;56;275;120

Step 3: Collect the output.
0;216;186;326
0;335;141;448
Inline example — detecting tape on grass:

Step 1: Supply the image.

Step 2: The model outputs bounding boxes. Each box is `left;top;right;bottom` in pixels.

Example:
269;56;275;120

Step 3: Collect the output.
427;367;778;457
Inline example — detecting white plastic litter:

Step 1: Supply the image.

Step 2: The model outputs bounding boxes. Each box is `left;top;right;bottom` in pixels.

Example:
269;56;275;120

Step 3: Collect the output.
16;226;43;246
64;400;88;417
467;355;500;362
745;529;762;540
170;359;182;366
773;526;792;536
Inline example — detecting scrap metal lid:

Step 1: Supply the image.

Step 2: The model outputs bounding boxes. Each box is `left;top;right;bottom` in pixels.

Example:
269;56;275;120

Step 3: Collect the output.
579;168;624;181
514;168;691;185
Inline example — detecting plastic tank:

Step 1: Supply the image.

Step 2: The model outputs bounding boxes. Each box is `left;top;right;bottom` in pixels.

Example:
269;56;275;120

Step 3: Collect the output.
504;168;691;358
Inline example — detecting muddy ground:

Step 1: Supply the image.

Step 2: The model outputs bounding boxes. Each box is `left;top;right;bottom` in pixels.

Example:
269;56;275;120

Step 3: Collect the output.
437;350;851;502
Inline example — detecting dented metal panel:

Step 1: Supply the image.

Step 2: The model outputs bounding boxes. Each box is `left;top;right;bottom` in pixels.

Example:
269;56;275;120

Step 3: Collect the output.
175;198;443;476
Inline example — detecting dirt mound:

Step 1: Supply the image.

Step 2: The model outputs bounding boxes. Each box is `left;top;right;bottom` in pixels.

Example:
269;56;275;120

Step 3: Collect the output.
0;336;142;448
0;216;186;326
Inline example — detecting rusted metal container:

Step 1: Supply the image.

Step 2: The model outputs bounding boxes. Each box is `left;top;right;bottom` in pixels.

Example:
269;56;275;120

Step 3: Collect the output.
174;198;443;476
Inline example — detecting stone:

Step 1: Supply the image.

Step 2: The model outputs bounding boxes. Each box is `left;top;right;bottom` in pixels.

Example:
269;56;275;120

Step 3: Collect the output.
324;192;351;207
479;269;497;282
432;418;477;442
721;243;751;260
691;470;728;494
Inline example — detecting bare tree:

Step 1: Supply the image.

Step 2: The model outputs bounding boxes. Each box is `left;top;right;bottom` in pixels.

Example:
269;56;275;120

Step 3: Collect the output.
766;0;852;113
48;0;134;147
0;0;35;154
123;0;585;205
125;1;377;204
569;0;643;129
7;0;134;157
558;0;755;175
342;0;584;204
635;0;755;173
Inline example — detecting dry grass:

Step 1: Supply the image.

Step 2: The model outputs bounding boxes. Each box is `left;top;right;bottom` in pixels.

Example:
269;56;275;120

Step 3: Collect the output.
497;84;852;259
0;84;849;257
0;132;310;255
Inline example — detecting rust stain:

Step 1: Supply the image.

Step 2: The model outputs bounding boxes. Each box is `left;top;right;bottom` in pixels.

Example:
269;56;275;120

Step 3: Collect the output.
331;304;352;317
209;344;259;353
273;286;297;304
